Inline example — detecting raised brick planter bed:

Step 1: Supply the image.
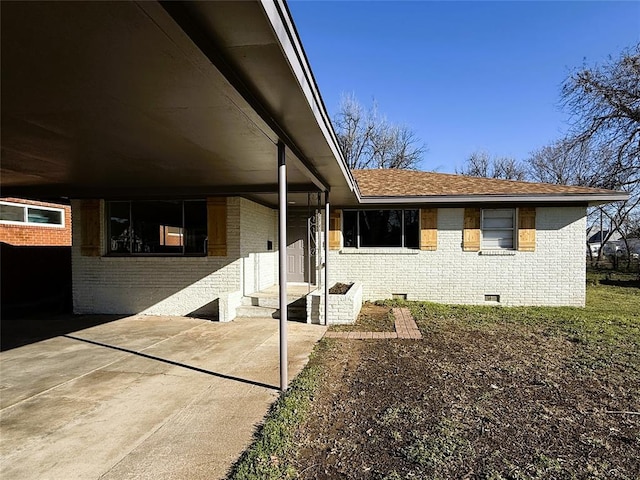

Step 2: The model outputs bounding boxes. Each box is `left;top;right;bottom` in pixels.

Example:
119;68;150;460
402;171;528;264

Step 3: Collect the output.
306;281;363;325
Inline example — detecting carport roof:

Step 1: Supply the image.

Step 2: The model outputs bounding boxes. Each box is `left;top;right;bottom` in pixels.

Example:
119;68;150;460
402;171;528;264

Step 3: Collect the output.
1;1;628;210
0;0;357;207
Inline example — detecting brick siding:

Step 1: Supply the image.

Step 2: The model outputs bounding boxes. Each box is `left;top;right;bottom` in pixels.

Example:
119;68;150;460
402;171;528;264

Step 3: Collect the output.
329;207;587;307
0;198;71;246
71;197;277;318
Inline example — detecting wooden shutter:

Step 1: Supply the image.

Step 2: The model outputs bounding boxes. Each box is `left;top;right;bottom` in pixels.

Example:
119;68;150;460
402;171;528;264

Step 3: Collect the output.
80;199;101;257
329;209;341;250
463;208;481;252
207;197;227;256
518;207;536;252
420;208;438;251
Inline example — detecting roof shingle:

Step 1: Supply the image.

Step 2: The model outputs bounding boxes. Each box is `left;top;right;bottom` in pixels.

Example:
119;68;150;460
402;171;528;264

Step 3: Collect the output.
352;169;621;197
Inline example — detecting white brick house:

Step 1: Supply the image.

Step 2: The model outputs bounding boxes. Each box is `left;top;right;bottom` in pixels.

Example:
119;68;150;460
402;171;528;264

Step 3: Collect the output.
2;0;628;328
70;168;623;322
329;206;586;307
323;169;624;309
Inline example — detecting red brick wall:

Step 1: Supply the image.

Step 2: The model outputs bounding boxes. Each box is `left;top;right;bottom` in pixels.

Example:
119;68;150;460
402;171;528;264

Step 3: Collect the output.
0;198;72;246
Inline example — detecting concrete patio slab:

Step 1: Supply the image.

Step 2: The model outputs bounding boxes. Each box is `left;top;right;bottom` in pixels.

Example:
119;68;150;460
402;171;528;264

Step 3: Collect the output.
0;314;326;480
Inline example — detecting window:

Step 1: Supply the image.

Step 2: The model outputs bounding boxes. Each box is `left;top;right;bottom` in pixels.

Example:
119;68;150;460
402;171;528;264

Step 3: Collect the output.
108;200;207;255
0;201;64;227
481;209;515;250
343;209;419;248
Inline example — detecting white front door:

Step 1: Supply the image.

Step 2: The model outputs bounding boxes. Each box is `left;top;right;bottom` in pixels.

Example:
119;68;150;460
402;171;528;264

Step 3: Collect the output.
286;210;308;283
286;238;305;282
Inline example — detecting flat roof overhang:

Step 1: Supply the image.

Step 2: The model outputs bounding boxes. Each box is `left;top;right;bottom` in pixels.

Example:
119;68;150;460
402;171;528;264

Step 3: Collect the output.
1;0;357;207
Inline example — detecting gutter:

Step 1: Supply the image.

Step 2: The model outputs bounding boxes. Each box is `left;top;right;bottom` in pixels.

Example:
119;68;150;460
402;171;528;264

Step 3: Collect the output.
356;192;630;206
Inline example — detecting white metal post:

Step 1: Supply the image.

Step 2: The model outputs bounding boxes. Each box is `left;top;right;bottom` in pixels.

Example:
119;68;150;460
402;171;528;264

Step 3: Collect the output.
324;191;330;326
278;141;288;392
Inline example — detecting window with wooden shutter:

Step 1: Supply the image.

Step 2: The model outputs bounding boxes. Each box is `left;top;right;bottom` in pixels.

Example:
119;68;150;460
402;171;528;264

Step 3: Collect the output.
329;209;341;250
80;199;101;256
463;208;481;252
207;197;227;256
481;209;515;250
518;207;536;252
420;208;437;251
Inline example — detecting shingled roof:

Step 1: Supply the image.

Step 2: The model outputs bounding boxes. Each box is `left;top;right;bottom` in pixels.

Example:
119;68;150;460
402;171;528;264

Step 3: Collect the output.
352;169;622;198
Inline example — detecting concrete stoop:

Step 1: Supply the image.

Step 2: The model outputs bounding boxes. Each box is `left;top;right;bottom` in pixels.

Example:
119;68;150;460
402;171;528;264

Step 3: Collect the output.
237;287;310;321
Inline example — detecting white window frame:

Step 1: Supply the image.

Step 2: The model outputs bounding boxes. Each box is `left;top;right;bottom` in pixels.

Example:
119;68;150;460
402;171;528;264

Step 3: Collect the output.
0;200;65;228
481;208;516;250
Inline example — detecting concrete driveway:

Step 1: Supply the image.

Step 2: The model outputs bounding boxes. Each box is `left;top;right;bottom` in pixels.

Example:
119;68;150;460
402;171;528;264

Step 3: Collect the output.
0;315;326;479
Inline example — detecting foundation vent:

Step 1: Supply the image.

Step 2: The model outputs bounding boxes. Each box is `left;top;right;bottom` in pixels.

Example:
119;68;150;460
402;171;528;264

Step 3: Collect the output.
484;294;500;303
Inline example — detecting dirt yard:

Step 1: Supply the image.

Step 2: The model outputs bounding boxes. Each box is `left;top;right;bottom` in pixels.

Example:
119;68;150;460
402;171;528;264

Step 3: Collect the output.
230;280;639;480
289;300;640;479
330;302;396;332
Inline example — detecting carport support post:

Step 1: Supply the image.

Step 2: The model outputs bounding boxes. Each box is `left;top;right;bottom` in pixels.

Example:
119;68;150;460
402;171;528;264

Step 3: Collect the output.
278;141;288;392
324;191;329;326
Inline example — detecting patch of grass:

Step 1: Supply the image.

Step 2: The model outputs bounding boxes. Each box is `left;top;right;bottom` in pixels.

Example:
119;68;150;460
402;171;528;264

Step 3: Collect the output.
408;284;639;347
587;267;639;286
400;419;473;471
408;283;639;377
227;339;333;479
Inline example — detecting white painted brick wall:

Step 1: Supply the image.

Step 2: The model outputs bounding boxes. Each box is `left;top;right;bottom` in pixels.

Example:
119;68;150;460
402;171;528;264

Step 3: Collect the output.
307;282;363;325
239;198;278;294
71;197;278;319
329;207;587;307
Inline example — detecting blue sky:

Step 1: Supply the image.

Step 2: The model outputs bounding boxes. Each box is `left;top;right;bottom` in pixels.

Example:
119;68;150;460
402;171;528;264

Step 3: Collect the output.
287;1;640;172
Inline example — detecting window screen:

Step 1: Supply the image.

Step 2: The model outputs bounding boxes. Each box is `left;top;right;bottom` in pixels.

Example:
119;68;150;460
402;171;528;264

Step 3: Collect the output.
482;209;515;250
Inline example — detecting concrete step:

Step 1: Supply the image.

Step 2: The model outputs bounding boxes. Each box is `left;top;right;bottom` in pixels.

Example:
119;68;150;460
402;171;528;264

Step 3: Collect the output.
235;304;307;321
235;305;278;318
277;306;307;319
241;294;308;308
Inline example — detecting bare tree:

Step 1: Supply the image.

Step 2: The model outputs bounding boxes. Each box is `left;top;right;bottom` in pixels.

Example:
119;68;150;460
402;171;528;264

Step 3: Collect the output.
561;44;640;188
527;45;640;266
333;93;426;170
456;151;527;180
527;139;596;186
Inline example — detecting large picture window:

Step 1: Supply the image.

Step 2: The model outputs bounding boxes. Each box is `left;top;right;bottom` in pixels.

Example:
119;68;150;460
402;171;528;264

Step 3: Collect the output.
108;200;207;255
481;208;515;250
343;209;419;248
0;201;64;227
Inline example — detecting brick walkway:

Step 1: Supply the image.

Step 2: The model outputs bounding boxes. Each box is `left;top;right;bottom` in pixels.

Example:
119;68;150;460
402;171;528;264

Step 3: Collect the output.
324;307;422;340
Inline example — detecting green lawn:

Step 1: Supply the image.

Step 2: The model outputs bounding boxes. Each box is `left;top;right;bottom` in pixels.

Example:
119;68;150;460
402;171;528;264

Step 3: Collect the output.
409;280;639;349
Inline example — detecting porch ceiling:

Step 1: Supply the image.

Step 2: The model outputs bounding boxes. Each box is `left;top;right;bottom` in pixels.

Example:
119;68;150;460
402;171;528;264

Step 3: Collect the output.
0;1;356;207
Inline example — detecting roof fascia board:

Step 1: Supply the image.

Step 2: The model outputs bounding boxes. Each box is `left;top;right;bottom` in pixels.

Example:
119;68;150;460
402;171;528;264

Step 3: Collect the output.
260;0;357;194
357;193;630;205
